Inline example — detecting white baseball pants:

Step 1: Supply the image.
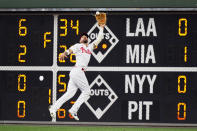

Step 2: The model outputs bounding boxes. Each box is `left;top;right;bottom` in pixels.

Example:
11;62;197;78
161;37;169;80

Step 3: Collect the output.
51;67;91;113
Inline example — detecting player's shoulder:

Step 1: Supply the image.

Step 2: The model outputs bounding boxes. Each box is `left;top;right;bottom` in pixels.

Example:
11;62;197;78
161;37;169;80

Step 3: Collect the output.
75;43;84;48
71;43;84;51
74;43;83;46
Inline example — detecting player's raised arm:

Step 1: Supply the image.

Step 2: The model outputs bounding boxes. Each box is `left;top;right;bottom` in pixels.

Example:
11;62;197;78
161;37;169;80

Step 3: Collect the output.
91;23;105;49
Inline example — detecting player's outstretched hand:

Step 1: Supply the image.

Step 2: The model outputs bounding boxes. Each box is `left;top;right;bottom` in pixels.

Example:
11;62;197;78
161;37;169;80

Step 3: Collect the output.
59;53;67;61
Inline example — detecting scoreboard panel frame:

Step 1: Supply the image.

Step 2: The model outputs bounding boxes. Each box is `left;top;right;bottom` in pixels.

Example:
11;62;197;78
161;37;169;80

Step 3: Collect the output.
0;8;197;126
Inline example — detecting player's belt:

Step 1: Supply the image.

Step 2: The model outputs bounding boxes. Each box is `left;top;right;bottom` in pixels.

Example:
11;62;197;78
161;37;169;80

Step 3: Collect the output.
74;66;86;72
82;68;86;72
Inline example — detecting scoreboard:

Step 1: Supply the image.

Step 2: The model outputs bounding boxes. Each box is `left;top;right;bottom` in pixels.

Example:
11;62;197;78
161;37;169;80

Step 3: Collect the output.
0;9;197;126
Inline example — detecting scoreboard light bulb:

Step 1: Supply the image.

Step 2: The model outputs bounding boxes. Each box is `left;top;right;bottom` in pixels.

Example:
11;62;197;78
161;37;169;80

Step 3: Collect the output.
102;43;107;49
39;75;44;81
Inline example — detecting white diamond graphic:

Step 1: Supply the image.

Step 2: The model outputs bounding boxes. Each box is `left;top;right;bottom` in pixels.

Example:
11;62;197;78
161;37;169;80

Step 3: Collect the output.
87;23;119;63
85;75;118;119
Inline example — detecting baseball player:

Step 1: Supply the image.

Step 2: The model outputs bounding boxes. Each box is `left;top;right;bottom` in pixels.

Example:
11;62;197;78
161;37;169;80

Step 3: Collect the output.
49;23;105;121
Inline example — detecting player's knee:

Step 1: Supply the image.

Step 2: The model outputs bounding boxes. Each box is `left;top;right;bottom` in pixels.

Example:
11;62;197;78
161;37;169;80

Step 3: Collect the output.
83;89;91;97
70;92;76;99
87;89;91;96
85;90;91;100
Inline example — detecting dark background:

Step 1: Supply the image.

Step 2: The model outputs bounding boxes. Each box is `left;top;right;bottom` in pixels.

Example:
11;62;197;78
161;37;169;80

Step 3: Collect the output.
0;15;53;66
0;71;52;121
56;71;197;123
56;13;197;66
0;13;196;66
0;12;197;123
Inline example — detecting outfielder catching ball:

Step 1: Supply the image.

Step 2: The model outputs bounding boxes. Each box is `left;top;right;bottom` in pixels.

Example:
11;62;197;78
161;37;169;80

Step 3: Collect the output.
49;12;106;121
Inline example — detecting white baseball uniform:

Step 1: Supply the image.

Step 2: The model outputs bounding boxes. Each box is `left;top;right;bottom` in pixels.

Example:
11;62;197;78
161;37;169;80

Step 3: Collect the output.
50;25;104;114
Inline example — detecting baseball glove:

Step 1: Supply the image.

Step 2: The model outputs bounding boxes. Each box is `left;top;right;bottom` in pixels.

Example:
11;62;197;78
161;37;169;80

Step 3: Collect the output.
95;12;107;25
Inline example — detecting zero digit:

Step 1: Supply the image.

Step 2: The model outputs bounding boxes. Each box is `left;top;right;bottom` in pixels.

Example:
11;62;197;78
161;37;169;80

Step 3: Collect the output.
178;75;187;93
177;102;186;120
57;108;66;118
178;18;187;36
17;100;26;118
18;74;26;92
